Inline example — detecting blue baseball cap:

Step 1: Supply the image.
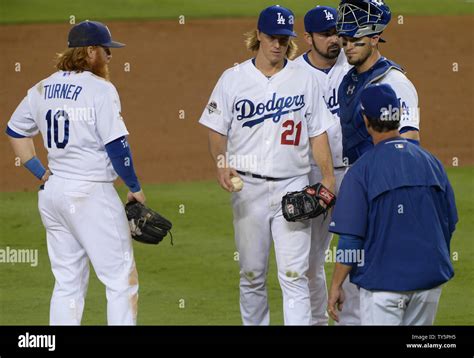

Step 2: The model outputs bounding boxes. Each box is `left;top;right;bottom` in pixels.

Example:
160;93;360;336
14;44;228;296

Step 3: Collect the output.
304;6;338;33
68;20;125;48
258;5;297;37
360;84;400;121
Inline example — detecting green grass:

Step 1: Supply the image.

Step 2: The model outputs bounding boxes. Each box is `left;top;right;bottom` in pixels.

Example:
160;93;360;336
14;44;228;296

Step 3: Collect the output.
0;167;472;325
0;0;472;24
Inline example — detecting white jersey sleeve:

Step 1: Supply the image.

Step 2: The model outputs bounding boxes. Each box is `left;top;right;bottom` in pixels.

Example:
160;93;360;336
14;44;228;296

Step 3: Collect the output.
306;77;336;138
380;70;420;131
8;96;39;137
95;84;129;145
199;71;233;135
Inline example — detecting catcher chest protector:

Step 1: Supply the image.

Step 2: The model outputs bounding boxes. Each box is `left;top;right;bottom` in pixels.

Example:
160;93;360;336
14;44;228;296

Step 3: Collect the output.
338;58;404;164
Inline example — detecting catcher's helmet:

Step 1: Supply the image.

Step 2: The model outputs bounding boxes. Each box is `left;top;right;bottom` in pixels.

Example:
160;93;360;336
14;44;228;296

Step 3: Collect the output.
336;0;391;39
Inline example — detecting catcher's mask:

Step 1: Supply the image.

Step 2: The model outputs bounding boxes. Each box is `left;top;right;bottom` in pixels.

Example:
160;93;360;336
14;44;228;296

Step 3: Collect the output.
336;0;391;41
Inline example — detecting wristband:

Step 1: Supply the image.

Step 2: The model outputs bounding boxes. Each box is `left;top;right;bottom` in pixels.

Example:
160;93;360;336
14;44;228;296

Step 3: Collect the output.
24;156;46;180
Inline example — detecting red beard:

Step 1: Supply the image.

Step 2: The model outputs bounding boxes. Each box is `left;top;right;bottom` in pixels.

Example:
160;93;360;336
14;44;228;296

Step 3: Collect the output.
91;57;110;81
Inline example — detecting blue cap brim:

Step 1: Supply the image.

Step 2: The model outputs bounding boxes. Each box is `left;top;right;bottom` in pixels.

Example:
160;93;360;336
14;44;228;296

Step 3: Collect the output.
103;40;125;48
310;24;336;33
262;29;297;37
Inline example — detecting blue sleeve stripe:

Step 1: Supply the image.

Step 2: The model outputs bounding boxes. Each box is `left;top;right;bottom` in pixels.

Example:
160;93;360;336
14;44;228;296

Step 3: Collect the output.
5;126;26;138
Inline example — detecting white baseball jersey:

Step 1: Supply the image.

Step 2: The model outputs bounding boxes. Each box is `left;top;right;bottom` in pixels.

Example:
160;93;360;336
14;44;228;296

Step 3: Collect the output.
8;71;128;182
199;59;335;178
294;51;350;167
379;69;420;130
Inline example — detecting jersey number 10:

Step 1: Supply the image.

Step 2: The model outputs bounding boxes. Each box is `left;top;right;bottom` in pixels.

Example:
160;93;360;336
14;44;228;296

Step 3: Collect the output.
45;109;70;149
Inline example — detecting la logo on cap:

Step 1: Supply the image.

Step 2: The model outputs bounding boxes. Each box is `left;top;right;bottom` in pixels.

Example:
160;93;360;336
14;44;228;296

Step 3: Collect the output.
277;12;286;24
277;12;294;25
324;9;334;21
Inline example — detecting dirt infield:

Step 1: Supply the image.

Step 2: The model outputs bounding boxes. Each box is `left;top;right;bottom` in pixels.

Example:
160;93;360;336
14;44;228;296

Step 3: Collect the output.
1;16;472;191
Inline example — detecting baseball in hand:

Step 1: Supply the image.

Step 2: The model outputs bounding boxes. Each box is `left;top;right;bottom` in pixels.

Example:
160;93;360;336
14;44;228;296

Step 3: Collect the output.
231;176;244;192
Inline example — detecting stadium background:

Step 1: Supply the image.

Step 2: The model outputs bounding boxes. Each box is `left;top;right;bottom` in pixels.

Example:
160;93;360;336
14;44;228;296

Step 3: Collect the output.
0;0;472;325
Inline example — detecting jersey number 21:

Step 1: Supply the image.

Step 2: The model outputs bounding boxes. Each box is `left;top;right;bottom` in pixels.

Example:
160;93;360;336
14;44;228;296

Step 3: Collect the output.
281;120;302;146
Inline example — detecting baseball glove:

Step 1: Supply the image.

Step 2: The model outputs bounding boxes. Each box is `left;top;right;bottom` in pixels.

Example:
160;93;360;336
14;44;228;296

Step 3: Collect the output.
125;201;173;245
282;183;336;222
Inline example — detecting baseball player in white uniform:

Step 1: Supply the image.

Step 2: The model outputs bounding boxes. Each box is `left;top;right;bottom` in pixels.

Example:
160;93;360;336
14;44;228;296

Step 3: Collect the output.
199;5;336;325
6;21;144;325
294;6;355;326
331;0;421;325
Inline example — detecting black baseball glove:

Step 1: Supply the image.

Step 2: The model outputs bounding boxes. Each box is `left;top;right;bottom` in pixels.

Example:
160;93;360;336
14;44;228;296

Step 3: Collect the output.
125;201;173;245
282;183;336;222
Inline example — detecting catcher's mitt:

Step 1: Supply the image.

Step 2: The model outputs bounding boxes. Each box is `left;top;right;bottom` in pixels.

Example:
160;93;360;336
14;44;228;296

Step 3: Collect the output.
282;183;336;222
125;201;173;245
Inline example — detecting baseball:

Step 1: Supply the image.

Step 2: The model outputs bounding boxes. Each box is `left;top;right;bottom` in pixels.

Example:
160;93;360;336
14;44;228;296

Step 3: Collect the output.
231;176;244;192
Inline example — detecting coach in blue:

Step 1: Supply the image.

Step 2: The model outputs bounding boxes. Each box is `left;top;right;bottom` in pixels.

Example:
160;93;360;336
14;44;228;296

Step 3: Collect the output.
326;83;458;325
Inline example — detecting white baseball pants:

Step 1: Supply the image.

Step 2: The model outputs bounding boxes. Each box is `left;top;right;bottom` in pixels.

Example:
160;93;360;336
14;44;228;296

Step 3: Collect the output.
359;286;443;325
232;174;312;325
38;175;138;325
307;166;347;325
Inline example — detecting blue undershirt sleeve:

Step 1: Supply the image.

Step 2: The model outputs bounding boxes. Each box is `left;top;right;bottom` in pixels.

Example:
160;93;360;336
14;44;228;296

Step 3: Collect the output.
105;136;141;193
